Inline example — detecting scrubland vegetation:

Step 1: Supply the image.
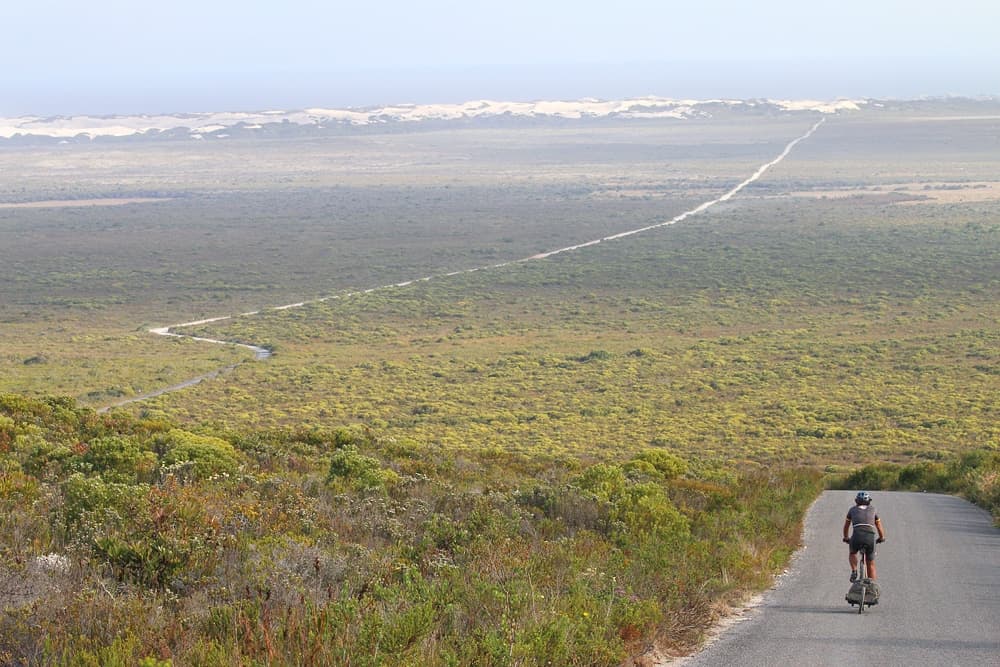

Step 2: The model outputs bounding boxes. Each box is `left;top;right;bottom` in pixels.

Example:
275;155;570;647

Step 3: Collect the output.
166;199;999;469
1;104;998;664
1;392;823;665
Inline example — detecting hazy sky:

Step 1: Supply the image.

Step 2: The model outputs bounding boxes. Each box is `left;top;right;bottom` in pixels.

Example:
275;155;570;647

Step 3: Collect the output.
5;0;999;114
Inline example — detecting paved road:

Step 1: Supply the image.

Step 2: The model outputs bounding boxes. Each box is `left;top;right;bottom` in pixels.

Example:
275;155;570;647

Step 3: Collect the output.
678;490;1000;666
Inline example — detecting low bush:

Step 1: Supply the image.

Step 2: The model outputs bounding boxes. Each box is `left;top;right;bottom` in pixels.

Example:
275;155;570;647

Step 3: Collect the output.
832;449;1000;523
327;445;400;492
155;429;240;479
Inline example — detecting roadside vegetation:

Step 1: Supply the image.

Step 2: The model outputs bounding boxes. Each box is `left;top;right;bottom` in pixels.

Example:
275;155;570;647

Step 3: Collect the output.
831;450;1000;523
0;392;822;665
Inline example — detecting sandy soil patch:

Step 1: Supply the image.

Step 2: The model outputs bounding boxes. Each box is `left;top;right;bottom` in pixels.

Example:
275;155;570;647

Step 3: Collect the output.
779;181;1000;205
588;187;718;200
892;181;1000;205
0;197;172;209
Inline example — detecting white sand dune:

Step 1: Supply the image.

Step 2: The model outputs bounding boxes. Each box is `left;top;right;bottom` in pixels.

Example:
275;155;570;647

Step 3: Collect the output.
1;97;863;139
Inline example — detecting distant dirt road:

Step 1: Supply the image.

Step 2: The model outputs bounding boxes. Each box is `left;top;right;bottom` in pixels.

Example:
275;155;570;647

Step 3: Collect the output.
672;490;1000;666
95;364;240;414
0;197;171;208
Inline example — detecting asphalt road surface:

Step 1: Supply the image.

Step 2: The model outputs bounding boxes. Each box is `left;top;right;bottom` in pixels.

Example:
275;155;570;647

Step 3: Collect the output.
678;490;1000;666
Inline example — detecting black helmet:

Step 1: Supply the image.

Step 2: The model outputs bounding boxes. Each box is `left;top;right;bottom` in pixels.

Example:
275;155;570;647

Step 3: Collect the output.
855;491;872;505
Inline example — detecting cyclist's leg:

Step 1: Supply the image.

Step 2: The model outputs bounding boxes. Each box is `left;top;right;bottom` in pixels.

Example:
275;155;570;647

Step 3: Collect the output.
848;537;860;581
866;537;877;579
859;534;876;579
848;534;861;571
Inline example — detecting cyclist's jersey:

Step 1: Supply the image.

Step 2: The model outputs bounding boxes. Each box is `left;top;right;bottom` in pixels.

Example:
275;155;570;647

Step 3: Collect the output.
847;505;878;534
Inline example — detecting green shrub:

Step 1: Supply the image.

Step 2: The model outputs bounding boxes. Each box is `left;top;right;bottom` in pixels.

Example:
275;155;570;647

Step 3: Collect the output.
622;459;660;480
576;463;627;501
156;429;240;479
577;349;611;362
79;436;156;482
955;450;1000;522
576;463;689;541
58;473;150;538
17;431;72;477
94;534;188;588
840;463;900;490
617;482;690;540
633;450;688;480
327;445;399;491
896;461;950;491
516;484;612;534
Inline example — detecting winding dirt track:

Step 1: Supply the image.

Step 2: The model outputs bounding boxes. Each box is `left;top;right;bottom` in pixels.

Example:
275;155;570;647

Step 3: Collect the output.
105;118;826;411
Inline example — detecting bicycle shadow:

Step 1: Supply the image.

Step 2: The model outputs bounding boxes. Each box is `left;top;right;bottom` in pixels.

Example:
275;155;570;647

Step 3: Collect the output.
767;604;877;615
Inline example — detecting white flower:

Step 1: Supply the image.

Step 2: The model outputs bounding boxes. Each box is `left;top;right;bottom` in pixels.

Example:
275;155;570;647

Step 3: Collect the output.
32;553;71;575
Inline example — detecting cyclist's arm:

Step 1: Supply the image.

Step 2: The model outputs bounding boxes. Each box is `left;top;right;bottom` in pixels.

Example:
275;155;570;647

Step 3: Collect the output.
843;517;852;541
875;517;885;541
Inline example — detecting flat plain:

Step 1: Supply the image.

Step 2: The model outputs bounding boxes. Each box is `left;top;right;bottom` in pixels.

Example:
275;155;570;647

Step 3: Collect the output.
7;105;994;465
1;116;807;404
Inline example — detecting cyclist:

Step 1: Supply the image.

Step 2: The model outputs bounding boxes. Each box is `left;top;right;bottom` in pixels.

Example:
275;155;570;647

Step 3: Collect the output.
843;491;885;581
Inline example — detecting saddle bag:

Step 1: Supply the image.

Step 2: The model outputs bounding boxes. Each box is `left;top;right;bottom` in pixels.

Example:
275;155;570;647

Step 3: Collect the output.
846;578;880;604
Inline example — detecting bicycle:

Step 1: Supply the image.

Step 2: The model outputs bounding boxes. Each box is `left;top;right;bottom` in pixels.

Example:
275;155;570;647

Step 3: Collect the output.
845;536;883;613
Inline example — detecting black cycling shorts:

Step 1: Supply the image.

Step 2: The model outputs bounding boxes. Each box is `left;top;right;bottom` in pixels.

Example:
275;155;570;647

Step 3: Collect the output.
849;530;876;559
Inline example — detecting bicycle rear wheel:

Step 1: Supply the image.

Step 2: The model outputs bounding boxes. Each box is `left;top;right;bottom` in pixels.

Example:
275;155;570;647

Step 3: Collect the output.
857;552;867;614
